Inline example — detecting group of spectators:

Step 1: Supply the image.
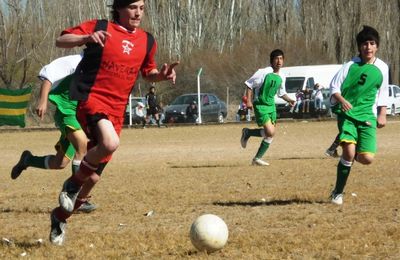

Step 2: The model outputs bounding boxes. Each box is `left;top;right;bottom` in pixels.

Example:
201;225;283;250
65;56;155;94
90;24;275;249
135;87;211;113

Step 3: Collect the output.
291;83;324;114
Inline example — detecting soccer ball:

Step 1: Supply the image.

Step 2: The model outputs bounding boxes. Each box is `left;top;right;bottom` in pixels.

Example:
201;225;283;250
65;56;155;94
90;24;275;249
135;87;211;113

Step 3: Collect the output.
189;214;229;253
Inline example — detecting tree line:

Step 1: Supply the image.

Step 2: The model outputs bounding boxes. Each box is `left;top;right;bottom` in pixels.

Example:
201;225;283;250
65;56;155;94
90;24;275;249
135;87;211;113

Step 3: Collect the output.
0;0;399;120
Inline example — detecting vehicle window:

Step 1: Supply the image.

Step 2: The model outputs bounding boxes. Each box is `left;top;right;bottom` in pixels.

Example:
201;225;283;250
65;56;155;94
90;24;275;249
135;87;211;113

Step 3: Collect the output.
209;95;217;104
285;77;305;93
394;86;400;96
306;77;315;89
172;95;197;105
389;86;393;97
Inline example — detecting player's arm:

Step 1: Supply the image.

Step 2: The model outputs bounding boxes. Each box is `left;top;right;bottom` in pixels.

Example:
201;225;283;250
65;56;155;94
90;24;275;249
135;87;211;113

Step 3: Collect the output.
56;30;111;48
280;94;295;106
330;62;352;111
143;62;179;84
245;87;253;109
377;106;387;128
36;79;52;120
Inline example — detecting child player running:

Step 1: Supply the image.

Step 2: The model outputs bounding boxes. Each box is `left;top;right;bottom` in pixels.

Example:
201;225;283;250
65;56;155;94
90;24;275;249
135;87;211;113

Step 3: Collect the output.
329;25;389;205
11;54;98;213
240;49;295;166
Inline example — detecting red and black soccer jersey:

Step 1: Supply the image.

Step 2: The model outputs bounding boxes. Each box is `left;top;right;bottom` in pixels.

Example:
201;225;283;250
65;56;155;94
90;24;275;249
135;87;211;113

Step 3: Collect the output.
62;19;157;117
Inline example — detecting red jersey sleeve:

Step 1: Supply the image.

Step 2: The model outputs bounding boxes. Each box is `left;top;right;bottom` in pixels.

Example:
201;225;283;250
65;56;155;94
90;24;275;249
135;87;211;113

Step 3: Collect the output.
140;40;157;78
61;20;97;36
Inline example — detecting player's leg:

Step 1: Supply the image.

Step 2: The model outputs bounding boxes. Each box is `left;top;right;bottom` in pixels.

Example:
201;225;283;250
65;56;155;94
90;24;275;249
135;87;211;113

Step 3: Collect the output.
325;133;340;158
331;116;357;205
355;122;377;165
252;120;275;166
59;116;119;213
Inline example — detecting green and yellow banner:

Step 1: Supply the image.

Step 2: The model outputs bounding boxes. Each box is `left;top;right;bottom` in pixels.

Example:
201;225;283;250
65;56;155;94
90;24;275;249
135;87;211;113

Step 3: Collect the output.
0;87;32;127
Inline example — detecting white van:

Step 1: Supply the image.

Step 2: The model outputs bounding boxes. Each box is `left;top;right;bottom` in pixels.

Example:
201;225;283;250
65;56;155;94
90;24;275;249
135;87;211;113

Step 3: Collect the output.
387;84;400;116
275;64;342;117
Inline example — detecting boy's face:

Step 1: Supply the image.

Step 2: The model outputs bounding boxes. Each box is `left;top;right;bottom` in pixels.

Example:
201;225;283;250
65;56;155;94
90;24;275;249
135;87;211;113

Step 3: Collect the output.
271;55;284;71
117;1;145;31
359;40;378;62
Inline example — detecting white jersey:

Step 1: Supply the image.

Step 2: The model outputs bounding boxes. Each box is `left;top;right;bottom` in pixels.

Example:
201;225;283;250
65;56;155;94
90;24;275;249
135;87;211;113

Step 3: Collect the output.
330;56;389;113
38;54;82;89
244;66;287;99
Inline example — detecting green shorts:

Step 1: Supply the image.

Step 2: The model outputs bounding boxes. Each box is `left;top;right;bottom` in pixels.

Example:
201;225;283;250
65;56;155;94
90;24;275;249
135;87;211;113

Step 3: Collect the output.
254;105;276;126
54;109;82;160
337;114;377;155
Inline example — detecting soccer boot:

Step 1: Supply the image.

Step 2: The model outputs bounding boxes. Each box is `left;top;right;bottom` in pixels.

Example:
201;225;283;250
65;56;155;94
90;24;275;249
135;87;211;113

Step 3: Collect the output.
325;148;339;158
252;158;270;166
11;150;32;179
76;201;97;213
49;210;67;246
240;128;250;148
59;179;81;213
330;191;343;205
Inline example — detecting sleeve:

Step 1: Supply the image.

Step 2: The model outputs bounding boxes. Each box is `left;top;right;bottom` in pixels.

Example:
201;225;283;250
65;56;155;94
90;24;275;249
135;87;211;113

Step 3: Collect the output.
38;55;82;88
244;69;266;90
61;20;97;36
140;39;158;78
376;60;389;107
329;61;352;105
277;75;287;97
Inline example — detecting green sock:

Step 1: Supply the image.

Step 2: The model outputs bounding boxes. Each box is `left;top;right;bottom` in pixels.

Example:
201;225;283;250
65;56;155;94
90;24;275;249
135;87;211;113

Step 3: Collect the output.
26;155;47;169
255;139;270;159
334;161;352;194
248;128;263;137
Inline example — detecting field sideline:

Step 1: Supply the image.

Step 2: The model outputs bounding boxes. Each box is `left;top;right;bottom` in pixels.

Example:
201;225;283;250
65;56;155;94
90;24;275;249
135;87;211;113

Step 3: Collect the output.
1;120;399;259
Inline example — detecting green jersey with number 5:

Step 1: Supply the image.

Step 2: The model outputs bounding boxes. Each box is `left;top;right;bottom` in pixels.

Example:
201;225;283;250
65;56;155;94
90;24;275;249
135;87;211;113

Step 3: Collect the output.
331;62;384;121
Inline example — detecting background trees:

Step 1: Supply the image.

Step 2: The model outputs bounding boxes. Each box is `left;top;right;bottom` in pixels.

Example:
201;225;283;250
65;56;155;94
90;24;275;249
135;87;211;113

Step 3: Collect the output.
0;0;399;115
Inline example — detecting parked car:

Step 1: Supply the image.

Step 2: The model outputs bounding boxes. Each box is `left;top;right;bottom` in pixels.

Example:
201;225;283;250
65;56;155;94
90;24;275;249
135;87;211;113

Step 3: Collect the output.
164;93;227;123
387;84;400;116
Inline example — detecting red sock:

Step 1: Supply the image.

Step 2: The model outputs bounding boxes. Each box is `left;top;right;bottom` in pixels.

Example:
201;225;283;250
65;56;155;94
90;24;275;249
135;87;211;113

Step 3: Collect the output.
70;159;98;187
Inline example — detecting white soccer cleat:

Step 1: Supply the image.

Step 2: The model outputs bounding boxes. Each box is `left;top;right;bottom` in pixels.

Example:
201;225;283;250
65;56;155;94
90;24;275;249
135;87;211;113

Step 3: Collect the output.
330;192;343;205
49;210;67;246
252;158;269;166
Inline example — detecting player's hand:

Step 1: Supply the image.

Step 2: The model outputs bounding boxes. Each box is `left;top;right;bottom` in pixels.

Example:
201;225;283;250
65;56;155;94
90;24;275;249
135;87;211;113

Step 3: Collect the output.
377;114;386;128
35;100;48;120
159;61;179;84
86;30;111;47
340;99;352;112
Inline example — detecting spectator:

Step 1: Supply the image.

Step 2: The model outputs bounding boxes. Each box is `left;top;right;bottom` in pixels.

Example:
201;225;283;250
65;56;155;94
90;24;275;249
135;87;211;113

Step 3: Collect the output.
302;88;312;113
186;100;198;123
313;83;324;113
132;101;146;127
291;88;304;113
237;96;249;121
145;86;161;127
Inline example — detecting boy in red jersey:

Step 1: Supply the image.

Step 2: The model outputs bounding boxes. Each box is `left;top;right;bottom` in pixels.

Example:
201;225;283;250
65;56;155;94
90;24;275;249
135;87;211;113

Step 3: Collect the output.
49;0;178;245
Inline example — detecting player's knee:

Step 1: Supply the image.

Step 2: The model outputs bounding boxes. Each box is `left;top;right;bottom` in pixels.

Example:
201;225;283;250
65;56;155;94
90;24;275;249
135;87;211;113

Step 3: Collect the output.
356;154;374;165
88;173;100;185
100;137;120;155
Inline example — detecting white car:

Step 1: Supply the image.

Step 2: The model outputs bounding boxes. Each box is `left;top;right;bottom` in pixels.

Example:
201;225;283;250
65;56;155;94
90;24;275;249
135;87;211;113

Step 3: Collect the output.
387;84;400;116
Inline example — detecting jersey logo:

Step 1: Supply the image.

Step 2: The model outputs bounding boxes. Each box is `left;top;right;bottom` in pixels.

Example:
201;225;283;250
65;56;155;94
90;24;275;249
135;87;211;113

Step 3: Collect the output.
122;40;134;55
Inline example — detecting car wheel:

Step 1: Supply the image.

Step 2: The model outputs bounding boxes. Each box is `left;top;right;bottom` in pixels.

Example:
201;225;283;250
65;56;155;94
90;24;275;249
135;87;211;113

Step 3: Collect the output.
391;104;396;116
217;113;224;123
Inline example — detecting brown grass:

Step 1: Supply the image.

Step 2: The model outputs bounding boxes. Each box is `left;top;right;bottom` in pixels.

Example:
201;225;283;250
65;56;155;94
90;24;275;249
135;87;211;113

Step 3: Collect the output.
1;120;400;259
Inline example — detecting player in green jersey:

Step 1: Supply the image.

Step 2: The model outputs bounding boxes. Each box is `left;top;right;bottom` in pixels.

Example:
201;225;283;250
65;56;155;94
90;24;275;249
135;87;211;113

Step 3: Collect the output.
11;55;98;213
329;26;389;205
241;49;295;166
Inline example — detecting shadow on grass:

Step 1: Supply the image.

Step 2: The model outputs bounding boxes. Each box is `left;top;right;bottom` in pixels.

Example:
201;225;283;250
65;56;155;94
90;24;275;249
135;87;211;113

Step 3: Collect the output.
170;164;240;169
0;207;50;214
213;198;326;207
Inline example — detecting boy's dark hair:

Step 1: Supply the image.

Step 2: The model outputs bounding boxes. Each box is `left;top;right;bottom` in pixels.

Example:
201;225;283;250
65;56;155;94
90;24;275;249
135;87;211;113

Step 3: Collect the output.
111;0;144;22
356;25;380;47
270;49;284;64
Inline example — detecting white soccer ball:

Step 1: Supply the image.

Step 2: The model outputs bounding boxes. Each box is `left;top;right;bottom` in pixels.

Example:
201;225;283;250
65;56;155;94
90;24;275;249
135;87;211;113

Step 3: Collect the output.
189;214;229;253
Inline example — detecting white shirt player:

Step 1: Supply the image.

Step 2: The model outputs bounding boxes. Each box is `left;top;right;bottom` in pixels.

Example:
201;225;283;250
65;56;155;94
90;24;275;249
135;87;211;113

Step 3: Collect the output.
38;54;82;89
329;56;389;116
244;66;287;101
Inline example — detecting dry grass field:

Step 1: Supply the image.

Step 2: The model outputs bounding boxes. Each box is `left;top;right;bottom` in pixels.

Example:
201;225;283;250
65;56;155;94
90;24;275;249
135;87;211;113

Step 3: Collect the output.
1;120;399;259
